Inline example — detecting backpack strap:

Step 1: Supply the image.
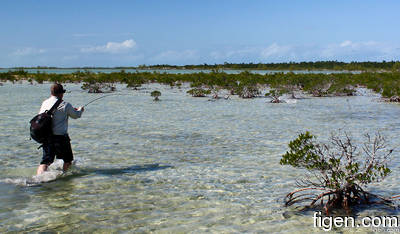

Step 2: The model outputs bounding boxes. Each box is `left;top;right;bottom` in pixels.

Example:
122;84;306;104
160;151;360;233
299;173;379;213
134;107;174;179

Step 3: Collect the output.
47;99;63;115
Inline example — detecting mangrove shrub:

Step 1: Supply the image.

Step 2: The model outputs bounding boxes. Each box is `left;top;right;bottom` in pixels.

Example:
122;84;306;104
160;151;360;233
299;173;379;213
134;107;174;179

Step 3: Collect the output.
187;88;211;97
151;90;161;101
280;131;395;214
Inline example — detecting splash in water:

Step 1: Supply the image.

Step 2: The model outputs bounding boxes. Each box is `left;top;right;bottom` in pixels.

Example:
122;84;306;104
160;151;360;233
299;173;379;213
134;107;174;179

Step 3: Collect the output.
1;159;81;186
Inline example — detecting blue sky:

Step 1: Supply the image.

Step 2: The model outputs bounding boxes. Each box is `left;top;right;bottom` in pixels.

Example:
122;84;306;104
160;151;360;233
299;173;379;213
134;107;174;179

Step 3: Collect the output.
1;0;399;67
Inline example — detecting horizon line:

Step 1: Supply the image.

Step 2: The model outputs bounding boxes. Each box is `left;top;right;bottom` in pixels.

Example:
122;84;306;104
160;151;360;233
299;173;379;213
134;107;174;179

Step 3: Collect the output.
1;60;400;69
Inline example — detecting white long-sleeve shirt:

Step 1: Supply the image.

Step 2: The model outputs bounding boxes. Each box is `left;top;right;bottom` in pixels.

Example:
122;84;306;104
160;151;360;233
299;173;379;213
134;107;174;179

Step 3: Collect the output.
39;96;83;135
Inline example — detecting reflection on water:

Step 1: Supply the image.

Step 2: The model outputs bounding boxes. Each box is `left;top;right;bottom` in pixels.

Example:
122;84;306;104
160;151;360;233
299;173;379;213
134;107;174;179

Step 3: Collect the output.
0;82;400;232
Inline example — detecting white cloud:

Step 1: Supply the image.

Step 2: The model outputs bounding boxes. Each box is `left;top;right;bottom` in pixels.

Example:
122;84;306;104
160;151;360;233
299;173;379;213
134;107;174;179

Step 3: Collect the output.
210;48;258;60
12;47;46;56
4;40;399;67
81;39;136;53
340;40;353;47
260;43;292;59
207;41;400;63
152;50;198;62
320;40;394;60
339;40;378;49
209;43;295;62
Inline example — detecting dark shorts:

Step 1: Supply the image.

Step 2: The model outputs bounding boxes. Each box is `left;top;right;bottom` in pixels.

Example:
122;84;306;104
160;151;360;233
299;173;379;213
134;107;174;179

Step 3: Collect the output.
41;135;74;165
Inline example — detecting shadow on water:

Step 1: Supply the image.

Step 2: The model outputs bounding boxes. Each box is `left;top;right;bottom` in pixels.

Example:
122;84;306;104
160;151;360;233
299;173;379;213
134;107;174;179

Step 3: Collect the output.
80;163;172;175
1;163;173;187
56;163;173;182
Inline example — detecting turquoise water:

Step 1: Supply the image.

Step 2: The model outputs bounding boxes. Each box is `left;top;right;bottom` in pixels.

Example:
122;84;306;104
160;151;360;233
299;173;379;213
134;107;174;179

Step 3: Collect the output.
0;82;399;233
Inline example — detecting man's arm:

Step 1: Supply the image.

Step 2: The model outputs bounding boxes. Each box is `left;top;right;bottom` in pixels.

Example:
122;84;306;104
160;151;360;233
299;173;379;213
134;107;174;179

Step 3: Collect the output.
66;103;84;119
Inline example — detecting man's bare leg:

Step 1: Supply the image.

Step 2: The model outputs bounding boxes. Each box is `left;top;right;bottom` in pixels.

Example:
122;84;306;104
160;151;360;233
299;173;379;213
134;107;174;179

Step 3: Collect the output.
37;164;48;175
63;162;72;172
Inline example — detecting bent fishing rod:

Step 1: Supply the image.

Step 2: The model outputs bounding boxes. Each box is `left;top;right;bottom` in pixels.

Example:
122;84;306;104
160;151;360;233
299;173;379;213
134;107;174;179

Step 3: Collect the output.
82;93;130;107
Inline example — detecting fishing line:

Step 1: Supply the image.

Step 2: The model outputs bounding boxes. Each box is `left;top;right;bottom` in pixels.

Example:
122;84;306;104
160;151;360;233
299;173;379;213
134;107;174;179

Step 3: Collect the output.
82;93;130;107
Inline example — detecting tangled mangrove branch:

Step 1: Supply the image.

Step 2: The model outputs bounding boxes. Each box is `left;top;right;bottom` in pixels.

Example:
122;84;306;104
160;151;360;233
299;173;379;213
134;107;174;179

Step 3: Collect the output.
280;131;397;214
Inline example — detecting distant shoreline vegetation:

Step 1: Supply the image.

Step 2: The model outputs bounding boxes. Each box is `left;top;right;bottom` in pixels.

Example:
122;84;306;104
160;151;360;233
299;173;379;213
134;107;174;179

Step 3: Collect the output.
3;68;400;102
2;60;400;71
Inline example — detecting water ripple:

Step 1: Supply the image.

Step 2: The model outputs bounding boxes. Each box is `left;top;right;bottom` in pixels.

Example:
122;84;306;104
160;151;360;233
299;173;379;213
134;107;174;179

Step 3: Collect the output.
1;83;400;232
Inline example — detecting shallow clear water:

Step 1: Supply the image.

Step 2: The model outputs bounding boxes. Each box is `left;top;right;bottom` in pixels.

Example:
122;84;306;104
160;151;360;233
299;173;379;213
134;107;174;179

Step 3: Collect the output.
0;82;399;233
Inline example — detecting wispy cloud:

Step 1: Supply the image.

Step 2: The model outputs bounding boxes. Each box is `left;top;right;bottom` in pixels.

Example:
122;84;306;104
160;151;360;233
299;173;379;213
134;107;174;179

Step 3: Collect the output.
320;40;398;61
11;47;46;56
207;41;400;63
81;39;136;53
152;49;198;62
4;40;399;67
340;40;353;47
210;47;258;60
210;44;294;62
260;43;292;59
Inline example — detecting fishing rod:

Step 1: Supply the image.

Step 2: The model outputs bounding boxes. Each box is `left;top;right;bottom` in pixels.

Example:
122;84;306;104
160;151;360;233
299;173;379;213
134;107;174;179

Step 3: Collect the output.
82;93;129;107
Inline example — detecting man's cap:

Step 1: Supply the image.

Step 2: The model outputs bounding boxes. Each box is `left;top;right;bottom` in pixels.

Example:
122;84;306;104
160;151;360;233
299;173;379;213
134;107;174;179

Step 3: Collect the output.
51;83;66;95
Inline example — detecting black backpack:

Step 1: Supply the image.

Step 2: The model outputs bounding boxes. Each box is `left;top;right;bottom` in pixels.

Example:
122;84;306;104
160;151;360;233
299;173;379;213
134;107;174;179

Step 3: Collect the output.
30;99;62;143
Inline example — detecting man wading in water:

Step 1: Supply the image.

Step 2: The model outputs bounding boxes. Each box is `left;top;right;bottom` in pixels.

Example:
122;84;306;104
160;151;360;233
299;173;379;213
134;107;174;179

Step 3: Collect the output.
36;83;84;175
